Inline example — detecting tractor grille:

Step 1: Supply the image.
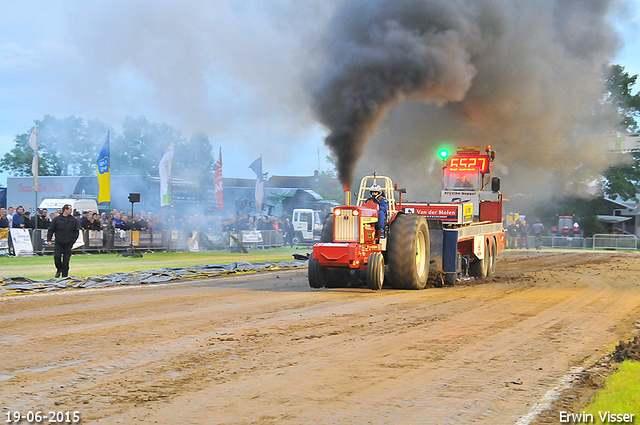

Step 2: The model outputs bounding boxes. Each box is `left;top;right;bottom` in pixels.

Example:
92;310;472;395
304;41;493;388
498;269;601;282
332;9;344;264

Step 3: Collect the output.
334;210;359;242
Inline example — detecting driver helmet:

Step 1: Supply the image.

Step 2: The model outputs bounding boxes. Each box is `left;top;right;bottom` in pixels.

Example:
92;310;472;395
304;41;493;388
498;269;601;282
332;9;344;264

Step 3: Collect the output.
370;184;382;197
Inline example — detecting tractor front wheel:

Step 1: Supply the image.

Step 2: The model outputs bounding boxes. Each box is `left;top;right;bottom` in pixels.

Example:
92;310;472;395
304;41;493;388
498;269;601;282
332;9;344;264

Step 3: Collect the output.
367;252;385;290
308;258;325;288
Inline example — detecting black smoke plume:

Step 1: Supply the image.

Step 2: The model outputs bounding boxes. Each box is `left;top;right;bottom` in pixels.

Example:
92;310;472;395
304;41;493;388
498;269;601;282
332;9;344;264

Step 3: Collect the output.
312;0;621;186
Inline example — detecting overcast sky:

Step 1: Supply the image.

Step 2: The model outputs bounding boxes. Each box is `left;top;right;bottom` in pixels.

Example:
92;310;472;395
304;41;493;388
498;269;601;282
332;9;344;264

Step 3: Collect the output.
1;0;639;187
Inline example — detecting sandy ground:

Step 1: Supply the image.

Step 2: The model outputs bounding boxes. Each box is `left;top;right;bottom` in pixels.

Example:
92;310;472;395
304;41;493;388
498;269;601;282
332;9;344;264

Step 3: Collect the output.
1;251;639;425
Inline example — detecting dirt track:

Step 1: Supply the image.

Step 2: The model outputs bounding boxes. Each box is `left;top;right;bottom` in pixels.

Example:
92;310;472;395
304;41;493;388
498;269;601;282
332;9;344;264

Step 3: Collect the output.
1;251;640;424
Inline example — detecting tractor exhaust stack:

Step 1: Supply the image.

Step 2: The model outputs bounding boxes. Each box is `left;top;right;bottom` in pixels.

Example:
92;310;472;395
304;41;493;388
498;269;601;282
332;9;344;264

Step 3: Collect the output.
343;183;351;205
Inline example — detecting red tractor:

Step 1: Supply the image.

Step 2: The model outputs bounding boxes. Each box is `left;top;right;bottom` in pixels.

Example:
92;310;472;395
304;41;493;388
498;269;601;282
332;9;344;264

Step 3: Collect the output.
553;215;581;237
309;146;505;290
309;175;429;290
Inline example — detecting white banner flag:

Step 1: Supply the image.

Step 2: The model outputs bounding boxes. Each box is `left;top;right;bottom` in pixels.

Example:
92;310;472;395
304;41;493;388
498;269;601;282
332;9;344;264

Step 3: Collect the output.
249;156;264;212
29;125;39;190
214;147;223;210
255;180;264;212
159;143;174;206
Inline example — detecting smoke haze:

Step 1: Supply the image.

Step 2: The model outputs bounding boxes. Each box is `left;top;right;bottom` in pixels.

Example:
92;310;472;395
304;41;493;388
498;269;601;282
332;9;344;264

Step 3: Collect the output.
311;0;624;204
0;0;634;198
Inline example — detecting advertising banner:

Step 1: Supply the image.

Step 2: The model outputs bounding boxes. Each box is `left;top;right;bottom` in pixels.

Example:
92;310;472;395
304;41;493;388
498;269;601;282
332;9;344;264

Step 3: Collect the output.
402;202;473;225
113;229;131;247
88;230;104;248
187;231;200;251
0;228;8;250
9;228;34;256
242;231;263;243
72;234;85;250
131;231;140;246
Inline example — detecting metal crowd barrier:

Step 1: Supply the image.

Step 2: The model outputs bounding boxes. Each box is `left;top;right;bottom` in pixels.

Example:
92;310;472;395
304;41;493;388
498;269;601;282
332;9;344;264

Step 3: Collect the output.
3;228;286;256
542;236;588;249
29;229;167;253
592;234;638;251
10;229;639;255
506;235;639;251
233;230;284;249
147;229;285;251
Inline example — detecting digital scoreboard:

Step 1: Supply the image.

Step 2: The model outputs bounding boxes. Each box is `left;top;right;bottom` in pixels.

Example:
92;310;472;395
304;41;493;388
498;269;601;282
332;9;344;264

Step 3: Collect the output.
447;155;490;173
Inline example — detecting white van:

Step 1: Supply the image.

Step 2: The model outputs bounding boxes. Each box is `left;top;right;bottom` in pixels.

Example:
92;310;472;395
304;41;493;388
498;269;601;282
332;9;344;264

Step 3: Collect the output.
291;208;324;245
38;198;99;214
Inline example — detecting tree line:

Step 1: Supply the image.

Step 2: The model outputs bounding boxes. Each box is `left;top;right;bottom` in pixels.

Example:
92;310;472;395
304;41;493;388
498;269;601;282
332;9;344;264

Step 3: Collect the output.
531;64;640;236
0;115;215;187
602;64;640;201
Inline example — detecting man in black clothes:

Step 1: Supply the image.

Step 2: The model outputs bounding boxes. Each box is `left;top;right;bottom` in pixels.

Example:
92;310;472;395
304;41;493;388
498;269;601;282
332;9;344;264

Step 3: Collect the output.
47;204;80;278
283;218;295;247
37;208;51;229
133;213;148;231
23;211;34;229
80;211;90;228
121;215;133;231
83;212;102;231
0;207;8;229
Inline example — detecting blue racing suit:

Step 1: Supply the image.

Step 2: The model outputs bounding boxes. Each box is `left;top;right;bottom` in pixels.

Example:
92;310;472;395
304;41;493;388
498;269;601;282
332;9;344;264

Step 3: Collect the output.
370;195;388;234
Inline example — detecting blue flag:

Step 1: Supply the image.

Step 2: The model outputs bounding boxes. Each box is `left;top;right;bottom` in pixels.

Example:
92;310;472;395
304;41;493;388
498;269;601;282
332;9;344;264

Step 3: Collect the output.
97;132;111;203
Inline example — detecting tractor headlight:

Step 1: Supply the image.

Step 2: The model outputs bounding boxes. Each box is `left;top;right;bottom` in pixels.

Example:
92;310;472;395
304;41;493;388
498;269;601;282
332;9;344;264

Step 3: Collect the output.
334;209;341;216
352;210;360;216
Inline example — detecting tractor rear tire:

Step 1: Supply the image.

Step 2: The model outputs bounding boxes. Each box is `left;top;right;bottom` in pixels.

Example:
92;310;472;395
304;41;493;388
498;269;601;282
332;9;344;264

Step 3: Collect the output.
308;258;325;288
387;214;430;290
367;252;385;290
321;214;333;242
470;238;490;279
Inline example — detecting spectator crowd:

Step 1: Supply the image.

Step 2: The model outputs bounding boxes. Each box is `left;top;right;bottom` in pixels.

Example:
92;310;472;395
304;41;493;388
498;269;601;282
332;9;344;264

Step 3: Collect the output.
1;205;297;248
0;206;55;230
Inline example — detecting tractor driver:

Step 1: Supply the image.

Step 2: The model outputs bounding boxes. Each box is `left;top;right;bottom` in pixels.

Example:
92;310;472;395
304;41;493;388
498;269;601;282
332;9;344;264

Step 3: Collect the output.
368;184;388;238
455;174;474;188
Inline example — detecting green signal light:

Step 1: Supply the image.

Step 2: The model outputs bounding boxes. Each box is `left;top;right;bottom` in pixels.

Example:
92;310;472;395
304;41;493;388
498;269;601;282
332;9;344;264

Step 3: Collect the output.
439;149;449;159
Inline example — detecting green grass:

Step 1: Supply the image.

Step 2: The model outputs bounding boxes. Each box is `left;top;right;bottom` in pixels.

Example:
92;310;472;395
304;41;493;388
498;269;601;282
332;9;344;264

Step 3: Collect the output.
0;247;310;281
582;361;640;423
